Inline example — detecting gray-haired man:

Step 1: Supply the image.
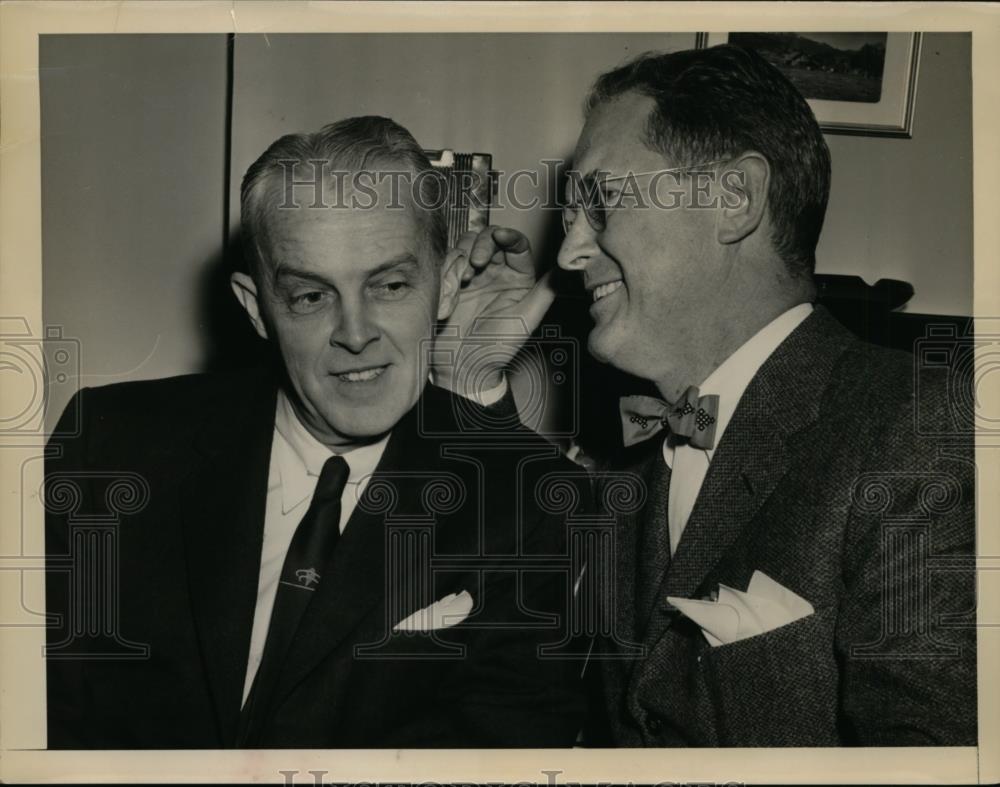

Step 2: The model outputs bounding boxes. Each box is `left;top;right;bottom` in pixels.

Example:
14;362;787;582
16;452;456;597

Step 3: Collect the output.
46;116;587;749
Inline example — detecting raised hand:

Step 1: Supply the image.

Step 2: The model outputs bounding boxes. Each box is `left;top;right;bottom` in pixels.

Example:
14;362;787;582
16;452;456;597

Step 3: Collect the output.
434;226;555;397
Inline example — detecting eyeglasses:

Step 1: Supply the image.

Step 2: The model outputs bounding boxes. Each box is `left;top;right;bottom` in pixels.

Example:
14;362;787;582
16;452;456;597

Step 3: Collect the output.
561;160;728;235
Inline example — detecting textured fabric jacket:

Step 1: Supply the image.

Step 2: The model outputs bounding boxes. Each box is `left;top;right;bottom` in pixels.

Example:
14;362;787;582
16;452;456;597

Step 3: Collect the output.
45;368;587;748
591;306;977;746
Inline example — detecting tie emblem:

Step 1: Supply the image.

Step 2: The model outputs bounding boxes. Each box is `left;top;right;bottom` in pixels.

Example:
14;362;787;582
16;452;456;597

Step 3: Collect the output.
294;567;321;588
694;407;716;432
629;414;653;430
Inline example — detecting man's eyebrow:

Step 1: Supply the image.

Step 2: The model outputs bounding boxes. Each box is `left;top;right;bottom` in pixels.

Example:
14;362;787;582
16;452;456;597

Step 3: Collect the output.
566;170;604;200
272;264;334;288
271;254;420;287
366;253;420;278
566;169;609;188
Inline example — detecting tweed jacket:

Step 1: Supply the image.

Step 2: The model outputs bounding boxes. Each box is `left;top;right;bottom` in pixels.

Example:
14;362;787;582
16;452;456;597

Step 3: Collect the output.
592;306;977;746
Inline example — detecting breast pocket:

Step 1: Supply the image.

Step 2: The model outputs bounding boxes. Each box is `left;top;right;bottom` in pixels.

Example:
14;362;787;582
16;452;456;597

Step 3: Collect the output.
700;604;842;746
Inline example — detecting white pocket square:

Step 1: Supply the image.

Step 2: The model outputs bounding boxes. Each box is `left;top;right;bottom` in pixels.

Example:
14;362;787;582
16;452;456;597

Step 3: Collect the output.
666;570;814;647
392;590;474;632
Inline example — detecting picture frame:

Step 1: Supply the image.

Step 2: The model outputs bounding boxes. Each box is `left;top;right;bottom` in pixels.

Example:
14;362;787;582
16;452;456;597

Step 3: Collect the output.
696;32;922;137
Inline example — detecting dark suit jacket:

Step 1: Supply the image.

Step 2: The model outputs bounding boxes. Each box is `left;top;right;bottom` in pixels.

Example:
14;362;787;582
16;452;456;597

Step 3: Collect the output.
592;306;977;746
45;368;587;748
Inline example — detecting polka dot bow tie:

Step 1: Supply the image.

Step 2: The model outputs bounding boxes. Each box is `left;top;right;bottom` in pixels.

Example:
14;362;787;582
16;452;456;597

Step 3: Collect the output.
619;386;720;450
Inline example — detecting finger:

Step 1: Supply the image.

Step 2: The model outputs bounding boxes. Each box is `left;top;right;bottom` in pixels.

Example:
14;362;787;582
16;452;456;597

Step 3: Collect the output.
468;224;530;268
473;288;533;320
455;230;478;257
490;226;535;274
489;226;530;255
468;227;503;268
476;287;533;315
509;269;557;331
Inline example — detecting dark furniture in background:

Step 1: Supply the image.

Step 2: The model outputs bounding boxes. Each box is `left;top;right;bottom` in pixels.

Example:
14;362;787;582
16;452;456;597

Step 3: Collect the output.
812;274;971;353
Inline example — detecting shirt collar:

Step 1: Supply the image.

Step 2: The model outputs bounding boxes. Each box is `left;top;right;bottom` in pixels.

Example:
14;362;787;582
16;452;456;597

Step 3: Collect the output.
273;389;391;514
663;303;813;466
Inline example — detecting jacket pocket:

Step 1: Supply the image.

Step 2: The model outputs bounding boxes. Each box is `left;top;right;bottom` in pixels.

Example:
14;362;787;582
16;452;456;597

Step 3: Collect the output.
701;604;842;746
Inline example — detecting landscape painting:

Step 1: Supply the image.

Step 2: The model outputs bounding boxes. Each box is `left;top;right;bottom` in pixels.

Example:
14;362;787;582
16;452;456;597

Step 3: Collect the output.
698;32;922;137
728;32;887;103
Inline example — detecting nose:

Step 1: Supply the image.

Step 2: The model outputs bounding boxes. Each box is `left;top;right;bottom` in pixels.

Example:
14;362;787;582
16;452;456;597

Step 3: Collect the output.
557;213;600;272
330;297;380;354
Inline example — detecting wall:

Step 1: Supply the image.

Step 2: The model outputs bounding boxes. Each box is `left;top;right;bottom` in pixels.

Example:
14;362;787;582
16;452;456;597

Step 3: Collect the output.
40;34;229;427
228;33;694;255
817;33;971;315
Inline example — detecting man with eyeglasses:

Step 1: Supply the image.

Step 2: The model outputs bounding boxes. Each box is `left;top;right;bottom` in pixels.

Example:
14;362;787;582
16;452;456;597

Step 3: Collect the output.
439;45;976;746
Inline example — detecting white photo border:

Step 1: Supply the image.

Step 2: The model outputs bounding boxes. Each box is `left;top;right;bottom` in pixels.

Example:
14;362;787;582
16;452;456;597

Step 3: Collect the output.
1;3;997;784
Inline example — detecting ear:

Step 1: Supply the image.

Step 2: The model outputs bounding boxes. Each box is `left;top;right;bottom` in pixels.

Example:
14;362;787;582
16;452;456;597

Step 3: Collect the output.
230;271;269;340
717;152;770;245
436;248;465;321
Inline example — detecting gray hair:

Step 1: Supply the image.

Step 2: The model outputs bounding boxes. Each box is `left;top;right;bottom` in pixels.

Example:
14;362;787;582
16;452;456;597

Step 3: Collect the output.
240;115;448;283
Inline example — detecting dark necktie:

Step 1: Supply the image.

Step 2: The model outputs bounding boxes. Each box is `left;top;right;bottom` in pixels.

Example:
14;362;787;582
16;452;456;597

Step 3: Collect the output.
238;454;350;745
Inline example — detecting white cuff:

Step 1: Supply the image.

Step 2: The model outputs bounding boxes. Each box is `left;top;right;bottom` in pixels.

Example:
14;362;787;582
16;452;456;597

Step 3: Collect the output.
428;373;509;406
465;375;509;406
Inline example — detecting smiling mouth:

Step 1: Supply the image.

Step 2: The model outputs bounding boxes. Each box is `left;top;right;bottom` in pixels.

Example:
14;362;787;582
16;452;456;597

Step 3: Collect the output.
591;280;624;302
334;365;389;382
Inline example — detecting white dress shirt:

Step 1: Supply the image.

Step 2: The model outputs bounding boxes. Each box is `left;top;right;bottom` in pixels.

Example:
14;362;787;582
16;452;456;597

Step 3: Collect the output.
662;303;813;555
241;390;390;706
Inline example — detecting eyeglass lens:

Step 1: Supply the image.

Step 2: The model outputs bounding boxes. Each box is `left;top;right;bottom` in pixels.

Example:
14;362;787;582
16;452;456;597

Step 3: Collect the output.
562;174;607;234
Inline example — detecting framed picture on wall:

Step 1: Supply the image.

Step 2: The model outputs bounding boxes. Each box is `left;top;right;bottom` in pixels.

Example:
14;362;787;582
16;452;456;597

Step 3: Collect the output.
696;32;922;137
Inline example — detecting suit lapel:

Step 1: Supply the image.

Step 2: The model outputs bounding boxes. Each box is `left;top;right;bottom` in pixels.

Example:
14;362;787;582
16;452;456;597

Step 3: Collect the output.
592;441;660;681
632;451;672;637
179;369;278;745
649;307;855;623
608;453;650;649
660;406;788;601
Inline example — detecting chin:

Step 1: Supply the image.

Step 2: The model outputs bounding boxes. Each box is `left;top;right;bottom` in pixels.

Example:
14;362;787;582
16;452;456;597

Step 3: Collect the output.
587;326;650;380
328;408;401;441
587;325;619;367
